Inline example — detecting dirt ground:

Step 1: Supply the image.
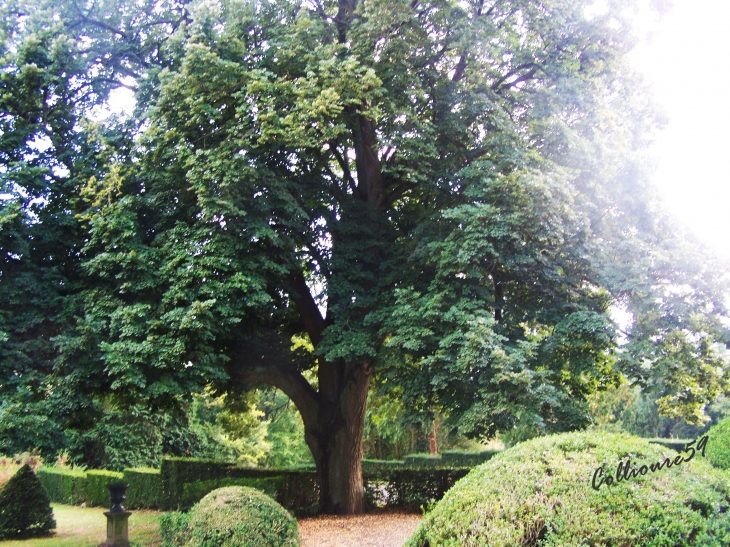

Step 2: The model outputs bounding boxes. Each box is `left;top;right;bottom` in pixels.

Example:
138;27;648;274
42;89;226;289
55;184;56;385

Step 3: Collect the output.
298;510;423;547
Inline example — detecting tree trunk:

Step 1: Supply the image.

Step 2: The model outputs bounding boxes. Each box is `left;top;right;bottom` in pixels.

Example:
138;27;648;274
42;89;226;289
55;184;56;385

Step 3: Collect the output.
429;419;439;455
305;363;370;514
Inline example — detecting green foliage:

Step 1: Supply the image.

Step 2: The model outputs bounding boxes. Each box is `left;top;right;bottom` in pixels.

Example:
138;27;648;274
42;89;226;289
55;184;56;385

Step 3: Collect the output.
254;390;312;468
85;470;124;507
163;486;299;547
36;467;87;505
124;467;163;510
706;417;730;470
440;450;500;468
159;457;239;510
159;457;317;511
402;454;443;468
406;431;730;547
160;511;192;547
3;0;730;512
588;385;730;439
0;464;55;540
361;459;404;474
38;466;160;508
365;467;470;511
182;477;280;510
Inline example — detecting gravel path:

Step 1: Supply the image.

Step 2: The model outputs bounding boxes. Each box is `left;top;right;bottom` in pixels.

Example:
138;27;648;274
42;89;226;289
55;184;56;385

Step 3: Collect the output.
298;510;422;547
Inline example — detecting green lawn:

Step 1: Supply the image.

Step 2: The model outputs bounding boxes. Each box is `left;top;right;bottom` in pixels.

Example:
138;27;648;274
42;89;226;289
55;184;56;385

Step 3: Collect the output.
0;504;164;547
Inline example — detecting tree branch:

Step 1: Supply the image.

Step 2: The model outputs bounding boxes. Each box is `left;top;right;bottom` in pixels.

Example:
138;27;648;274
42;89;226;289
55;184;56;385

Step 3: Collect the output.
330;144;356;193
383;182;416;209
229;353;319;430
289;270;326;346
491;63;543;92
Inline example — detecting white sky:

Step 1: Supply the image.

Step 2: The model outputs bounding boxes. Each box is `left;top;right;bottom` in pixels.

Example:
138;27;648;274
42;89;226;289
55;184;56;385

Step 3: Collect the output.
630;0;730;261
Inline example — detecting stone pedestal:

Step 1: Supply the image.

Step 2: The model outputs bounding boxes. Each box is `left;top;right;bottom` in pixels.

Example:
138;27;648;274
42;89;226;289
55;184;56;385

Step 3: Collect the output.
102;510;132;547
100;483;131;547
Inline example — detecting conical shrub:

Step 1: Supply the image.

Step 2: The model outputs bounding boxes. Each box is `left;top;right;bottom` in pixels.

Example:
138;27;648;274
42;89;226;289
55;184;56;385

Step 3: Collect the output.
0;464;56;539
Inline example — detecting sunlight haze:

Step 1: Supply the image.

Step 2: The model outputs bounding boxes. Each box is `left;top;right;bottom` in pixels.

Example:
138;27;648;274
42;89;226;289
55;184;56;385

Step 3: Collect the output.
631;0;730;260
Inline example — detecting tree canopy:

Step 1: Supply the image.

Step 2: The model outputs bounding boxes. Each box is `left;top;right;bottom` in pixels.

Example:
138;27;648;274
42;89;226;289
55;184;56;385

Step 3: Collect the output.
1;0;728;513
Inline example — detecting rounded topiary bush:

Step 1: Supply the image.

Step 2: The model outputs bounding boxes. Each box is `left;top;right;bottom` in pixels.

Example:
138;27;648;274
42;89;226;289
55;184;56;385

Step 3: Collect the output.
406;431;730;547
706;416;730;470
160;486;299;547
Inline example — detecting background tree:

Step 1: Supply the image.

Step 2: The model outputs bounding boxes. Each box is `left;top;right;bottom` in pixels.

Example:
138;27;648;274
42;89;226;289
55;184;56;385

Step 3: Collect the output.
1;0;728;515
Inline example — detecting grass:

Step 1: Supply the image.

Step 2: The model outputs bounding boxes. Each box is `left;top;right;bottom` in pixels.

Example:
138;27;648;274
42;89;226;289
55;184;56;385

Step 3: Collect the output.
0;504;164;547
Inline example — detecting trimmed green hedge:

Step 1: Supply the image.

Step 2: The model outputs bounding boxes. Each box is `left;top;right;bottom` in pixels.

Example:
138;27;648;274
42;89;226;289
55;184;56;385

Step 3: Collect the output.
124;468;163;509
37;467;87;505
38;467;158;508
362;459;404;474
86;470;124;507
159;458;319;511
402;454;442;467
365;467;470;509
706;417;730;470
159;457;237;510
406;431;730;547
440;450;500;467
180;473;317;512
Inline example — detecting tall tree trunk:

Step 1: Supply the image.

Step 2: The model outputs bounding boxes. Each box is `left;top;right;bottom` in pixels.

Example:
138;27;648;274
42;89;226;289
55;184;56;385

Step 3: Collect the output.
232;351;371;514
305;363;370;514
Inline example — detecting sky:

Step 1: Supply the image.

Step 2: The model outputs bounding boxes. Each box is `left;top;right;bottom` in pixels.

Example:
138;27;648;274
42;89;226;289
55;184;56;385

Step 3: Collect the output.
629;0;730;261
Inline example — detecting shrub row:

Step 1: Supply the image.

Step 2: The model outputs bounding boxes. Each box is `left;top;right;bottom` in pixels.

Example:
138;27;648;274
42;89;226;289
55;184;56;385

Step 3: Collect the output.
179;471;318;512
364;449;499;471
37;467;161;509
160;458;317;511
37;458;467;512
365;467;470;510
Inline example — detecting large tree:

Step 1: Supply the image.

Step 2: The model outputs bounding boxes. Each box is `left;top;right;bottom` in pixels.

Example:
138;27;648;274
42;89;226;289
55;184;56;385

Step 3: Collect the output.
2;0;729;514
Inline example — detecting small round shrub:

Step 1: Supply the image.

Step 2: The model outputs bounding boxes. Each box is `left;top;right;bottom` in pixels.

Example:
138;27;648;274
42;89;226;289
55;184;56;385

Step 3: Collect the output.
406;431;730;547
0;464;56;540
161;486;299;547
706;416;730;470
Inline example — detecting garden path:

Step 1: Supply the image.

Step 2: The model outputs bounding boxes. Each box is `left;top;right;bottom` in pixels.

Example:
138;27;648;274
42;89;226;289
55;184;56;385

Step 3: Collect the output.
298;510;422;547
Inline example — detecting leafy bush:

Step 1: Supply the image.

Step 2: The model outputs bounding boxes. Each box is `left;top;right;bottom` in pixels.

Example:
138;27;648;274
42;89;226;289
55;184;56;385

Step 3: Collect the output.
406;431;730;547
160;511;192;547
162;486;299;547
706;416;730;470
182;477;280;509
0;464;56;540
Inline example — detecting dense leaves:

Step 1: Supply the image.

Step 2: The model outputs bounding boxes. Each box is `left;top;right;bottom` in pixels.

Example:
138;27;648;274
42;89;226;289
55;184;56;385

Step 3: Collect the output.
406;431;730;547
1;0;729;512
